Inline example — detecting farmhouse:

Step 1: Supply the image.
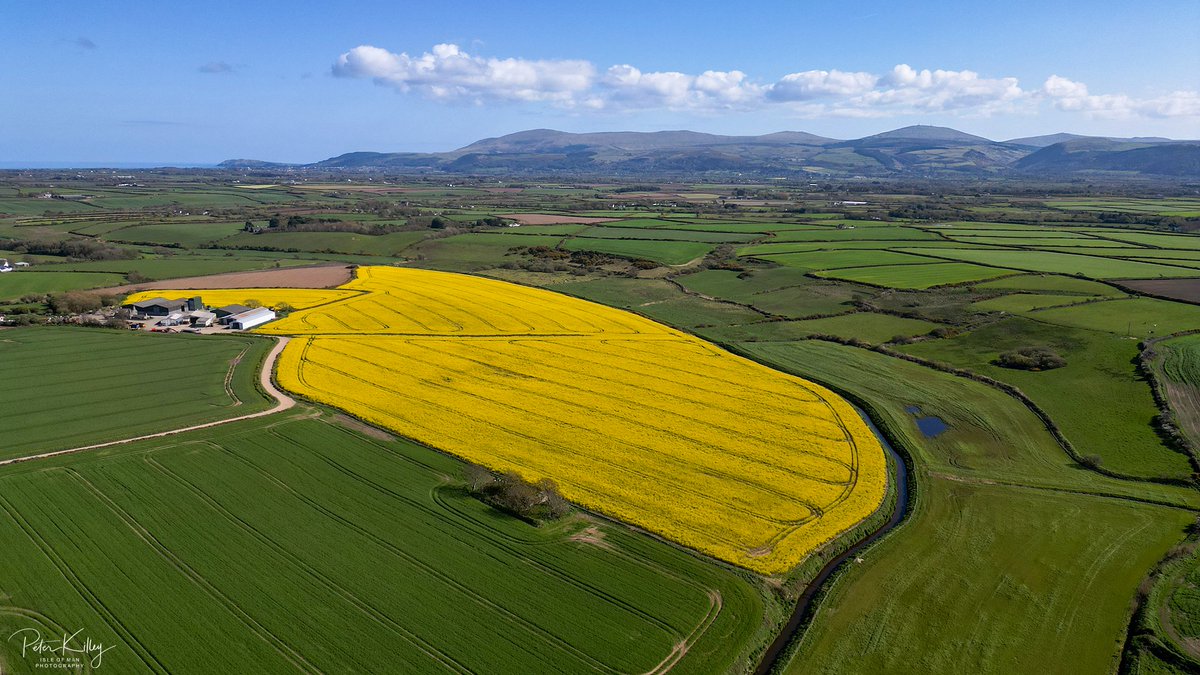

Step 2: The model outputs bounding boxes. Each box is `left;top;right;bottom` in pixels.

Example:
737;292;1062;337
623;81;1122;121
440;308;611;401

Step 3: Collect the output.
0;259;12;273
227;307;276;330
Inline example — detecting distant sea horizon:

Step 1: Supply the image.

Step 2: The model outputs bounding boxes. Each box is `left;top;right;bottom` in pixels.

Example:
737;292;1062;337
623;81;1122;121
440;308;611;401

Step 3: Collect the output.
0;161;221;169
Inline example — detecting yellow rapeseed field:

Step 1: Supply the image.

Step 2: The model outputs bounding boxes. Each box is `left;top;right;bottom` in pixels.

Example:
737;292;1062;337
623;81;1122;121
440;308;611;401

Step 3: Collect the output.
125;288;358;311
225;266;887;573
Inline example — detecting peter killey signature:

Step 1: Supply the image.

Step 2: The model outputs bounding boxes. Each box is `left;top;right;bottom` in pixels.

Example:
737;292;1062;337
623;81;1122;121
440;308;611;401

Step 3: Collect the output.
9;628;114;668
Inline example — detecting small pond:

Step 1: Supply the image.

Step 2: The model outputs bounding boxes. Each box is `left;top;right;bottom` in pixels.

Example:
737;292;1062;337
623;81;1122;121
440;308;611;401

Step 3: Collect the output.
905;405;949;438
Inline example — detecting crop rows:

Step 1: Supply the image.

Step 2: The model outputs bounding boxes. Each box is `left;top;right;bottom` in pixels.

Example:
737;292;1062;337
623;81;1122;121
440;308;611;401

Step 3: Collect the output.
0;418;761;673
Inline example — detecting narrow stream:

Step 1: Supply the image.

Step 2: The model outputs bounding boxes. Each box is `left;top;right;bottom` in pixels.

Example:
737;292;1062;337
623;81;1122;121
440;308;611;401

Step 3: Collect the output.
753;403;911;675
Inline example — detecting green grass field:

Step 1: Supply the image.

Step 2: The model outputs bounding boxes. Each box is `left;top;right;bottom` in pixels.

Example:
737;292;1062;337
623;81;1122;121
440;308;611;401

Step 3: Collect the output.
790;478;1189;674
738;340;1196;502
748;249;931;270
0;414;768;674
899;248;1200;279
220;230;428;256
970;293;1096;314
0;328;273;458
814;262;1012;288
734;340;1196;674
561;237;714;265
104;221;247;246
1032;298;1200;337
547;277;765;328
900;318;1192;479
770;226;941;243
676;269;862;318
712;312;941;343
576;226;760;243
42;256;311;281
974;274;1127;296
943;235;1134;247
1047;198;1200;216
0;271;126;300
658;221;822;234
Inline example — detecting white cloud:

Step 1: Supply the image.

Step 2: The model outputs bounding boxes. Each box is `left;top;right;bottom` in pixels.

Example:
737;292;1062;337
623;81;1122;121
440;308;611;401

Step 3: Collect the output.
768;69;878;101
333;44;594;104
599;65;762;110
1042;75;1200;119
857;65;1025;113
332;44;1200;120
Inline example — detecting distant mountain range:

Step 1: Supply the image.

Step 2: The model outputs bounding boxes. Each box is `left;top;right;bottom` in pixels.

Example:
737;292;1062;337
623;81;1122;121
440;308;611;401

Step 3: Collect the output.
221;126;1200;178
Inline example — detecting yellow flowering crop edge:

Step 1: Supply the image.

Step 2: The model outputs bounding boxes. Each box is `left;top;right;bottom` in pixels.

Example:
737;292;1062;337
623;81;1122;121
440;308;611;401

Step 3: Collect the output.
209;266;889;574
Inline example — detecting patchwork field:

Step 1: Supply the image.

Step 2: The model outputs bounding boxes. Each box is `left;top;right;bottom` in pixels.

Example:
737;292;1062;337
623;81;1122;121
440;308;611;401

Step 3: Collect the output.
737;341;1198;673
898;248;1200;279
0;328;272;459
245;266;889;574
900;317;1193;479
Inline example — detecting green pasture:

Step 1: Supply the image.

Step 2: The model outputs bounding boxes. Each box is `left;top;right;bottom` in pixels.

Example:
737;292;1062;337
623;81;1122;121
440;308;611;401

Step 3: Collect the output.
720;312;939;343
1032;297;1200;336
974;274;1126;296
0;414;766;674
105;221;247;246
562;238;713;265
220;231;427;256
0;328;272;458
770;226;941;243
970;293;1096;314
750;249;932;271
901;318;1193;479
898;247;1200;279
815;262;1012;289
577;227;760;244
0;271;125;299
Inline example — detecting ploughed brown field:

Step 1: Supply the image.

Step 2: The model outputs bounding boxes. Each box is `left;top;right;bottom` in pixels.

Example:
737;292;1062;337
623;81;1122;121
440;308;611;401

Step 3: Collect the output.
1120;278;1200;304
93;263;354;294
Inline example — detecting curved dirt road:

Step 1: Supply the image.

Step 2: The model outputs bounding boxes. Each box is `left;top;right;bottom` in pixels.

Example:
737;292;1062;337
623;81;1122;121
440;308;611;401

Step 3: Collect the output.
0;337;295;468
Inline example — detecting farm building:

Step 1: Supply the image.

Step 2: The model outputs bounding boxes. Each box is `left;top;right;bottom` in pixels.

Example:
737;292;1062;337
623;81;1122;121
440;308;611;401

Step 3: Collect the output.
124;297;190;317
189;310;217;327
214;304;252;325
228;307;276;330
0;259;11;273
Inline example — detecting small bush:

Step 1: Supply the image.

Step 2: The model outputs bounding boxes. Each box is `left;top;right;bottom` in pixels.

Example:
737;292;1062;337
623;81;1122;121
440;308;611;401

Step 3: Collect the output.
994;346;1067;371
463;466;570;523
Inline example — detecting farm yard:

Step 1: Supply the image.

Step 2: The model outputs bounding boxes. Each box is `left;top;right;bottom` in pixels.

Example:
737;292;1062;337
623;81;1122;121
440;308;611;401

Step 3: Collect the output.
6;173;1200;673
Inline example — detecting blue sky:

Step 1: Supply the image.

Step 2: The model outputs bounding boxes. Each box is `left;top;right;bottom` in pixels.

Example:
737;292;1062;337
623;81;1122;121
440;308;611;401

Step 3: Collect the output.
2;0;1197;164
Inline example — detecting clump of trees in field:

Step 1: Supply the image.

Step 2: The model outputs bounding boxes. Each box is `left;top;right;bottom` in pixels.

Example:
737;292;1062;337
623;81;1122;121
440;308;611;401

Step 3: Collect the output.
8;238;137;261
463;464;570;523
994;346;1067;371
